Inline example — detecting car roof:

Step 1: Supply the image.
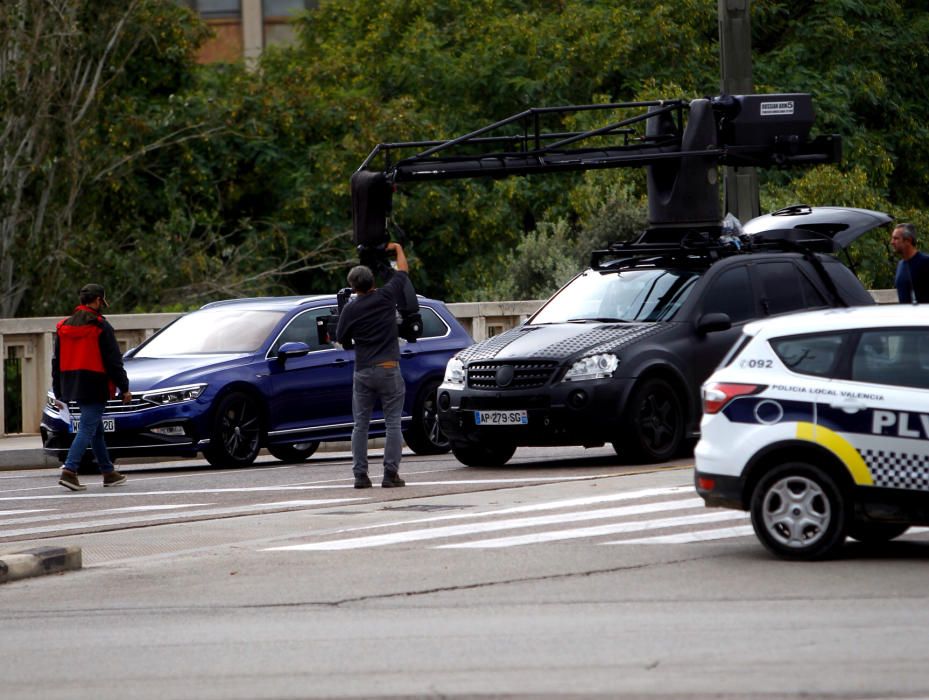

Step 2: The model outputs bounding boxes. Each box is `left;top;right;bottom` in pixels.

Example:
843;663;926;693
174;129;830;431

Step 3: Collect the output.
744;305;929;338
198;295;335;311
197;293;440;312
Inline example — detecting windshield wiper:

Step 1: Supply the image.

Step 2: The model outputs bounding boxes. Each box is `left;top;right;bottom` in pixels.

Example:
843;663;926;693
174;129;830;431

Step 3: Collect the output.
566;317;626;323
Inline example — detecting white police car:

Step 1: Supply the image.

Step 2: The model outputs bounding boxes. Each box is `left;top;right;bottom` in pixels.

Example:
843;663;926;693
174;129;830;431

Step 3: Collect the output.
694;304;929;560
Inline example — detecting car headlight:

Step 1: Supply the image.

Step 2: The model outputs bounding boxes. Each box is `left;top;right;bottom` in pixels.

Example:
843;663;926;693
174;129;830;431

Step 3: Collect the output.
444;357;466;386
562;353;619;382
141;384;207;405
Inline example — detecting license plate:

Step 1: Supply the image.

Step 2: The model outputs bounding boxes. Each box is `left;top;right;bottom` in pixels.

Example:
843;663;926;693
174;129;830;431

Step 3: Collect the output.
71;418;116;433
474;410;528;426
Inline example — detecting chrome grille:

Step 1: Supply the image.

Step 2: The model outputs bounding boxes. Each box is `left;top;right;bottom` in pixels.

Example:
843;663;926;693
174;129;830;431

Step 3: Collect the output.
467;361;559;390
67;398;151;416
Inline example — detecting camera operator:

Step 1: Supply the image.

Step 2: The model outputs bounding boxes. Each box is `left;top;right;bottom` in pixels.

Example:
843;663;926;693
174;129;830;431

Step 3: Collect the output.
336;242;412;489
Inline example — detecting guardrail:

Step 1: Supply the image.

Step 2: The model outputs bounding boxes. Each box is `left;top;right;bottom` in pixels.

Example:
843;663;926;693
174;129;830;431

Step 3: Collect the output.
0;300;544;437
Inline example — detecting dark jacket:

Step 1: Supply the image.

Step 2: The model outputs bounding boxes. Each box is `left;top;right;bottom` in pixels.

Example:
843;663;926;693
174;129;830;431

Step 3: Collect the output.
52;306;129;404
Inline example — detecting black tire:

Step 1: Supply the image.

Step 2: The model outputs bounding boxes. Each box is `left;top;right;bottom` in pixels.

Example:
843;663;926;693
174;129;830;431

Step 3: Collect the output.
619;378;684;463
403;379;450;455
268;441;320;463
204;391;263;467
451;442;516;467
848;521;909;543
750;462;848;561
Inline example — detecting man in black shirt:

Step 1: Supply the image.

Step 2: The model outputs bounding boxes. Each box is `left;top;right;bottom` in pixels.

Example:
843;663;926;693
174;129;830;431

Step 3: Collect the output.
891;223;929;303
336;242;410;488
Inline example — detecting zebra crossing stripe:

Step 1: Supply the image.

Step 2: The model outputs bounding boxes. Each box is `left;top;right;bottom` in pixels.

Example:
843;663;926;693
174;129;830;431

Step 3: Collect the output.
607;523;754;544
0;498;364;539
439;511;747;549
264;497;708;551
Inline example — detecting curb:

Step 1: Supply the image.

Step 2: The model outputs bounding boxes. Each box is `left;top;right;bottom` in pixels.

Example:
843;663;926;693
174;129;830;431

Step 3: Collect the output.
0;546;82;584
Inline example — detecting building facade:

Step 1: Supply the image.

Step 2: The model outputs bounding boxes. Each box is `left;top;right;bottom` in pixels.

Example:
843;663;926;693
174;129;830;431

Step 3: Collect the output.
185;0;316;63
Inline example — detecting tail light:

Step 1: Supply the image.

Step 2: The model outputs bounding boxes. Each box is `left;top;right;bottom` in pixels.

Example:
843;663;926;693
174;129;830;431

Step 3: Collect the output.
702;382;766;414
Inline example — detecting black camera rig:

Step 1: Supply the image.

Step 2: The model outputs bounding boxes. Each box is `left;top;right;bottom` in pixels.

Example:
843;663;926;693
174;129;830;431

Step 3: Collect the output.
351;93;841;238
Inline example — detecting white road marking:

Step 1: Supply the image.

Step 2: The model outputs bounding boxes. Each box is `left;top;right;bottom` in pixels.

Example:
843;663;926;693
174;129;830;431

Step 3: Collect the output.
0;508;56;516
265;497;707;551
614;524;755;544
324;485;695;535
0;475;609;502
0;498;365;538
95;504;213;514
440;511;747;549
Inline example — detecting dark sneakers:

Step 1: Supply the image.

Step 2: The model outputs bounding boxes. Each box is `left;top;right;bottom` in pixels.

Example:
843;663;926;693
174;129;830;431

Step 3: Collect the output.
103;471;127;487
382;472;406;488
354;473;373;489
59;469;86;492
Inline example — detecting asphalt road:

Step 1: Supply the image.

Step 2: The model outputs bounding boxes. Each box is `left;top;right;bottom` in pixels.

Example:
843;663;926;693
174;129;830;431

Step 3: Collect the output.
1;446;928;700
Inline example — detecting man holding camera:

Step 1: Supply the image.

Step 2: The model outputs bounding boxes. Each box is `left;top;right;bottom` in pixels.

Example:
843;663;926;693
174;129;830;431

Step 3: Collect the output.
336;242;411;489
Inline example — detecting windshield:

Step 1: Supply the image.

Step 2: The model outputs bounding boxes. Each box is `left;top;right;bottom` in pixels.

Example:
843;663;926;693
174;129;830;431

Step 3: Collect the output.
530;268;700;324
136;308;286;357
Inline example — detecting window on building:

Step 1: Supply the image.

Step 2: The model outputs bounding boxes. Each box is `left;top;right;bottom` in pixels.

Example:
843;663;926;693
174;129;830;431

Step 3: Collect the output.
192;0;242;18
263;0;314;17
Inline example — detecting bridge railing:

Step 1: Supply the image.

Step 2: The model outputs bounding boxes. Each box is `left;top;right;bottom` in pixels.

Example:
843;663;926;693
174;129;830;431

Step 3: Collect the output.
0;301;545;437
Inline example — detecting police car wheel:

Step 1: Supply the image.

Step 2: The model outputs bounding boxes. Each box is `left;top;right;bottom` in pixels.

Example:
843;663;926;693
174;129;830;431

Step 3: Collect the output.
268;441;319;463
204;391;263;467
750;462;847;561
451;442;516;467
621;378;684;463
847;522;909;543
403;379;451;455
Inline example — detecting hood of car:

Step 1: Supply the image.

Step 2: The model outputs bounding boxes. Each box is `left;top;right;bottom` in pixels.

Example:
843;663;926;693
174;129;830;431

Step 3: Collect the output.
456;322;670;364
124;354;251;391
742;205;892;250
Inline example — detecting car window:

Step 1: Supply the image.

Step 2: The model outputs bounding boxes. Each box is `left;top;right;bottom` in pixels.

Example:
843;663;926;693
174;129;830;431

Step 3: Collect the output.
770;332;848;377
269;307;336;356
531;268;700;324
757;262;825;315
420;306;450;339
137;309;286;356
851;329;929;389
700;266;755;323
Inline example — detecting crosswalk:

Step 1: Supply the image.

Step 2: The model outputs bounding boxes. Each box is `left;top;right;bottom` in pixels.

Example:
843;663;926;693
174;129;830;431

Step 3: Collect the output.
265;485;760;552
4;480;925;550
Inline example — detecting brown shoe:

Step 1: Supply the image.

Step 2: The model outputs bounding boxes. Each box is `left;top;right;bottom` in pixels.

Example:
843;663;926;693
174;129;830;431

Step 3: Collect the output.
59;469;86;492
102;471;127;487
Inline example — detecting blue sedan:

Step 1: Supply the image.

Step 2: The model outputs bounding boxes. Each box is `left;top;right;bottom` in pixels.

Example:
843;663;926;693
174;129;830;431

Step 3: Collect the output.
41;294;473;467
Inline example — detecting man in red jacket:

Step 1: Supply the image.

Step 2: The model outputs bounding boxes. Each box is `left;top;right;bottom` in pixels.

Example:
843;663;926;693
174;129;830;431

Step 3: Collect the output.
52;284;132;491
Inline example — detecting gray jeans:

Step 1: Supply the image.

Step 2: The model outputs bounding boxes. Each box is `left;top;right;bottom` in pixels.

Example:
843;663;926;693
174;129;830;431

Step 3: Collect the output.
351;366;405;477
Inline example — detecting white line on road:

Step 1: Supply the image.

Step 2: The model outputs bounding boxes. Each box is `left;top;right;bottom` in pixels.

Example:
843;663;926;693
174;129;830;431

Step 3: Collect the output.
0;476;617;502
0;498;365;538
265;497;708;551
613;524;755;544
439;511;747;548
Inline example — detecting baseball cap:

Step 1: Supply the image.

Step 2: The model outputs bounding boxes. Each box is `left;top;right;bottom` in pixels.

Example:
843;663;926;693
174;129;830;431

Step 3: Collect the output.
79;283;109;308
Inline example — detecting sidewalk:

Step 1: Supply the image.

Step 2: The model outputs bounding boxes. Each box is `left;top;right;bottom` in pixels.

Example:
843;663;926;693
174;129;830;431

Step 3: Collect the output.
0;435;56;471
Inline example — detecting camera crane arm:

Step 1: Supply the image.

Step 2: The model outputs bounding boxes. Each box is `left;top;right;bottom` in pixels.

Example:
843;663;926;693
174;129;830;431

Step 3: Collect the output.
351;93;841;245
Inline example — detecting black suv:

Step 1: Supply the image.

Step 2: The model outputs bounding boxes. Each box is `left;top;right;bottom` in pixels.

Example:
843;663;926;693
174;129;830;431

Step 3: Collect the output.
436;206;890;466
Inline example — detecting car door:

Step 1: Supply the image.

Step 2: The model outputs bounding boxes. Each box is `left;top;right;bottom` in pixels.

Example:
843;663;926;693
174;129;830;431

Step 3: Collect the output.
829;327;929;497
267;306;354;438
689;263;758;387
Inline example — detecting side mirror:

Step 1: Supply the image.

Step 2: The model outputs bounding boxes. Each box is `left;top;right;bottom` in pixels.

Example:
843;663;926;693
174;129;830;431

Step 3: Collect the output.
696;312;732;334
276;341;311;364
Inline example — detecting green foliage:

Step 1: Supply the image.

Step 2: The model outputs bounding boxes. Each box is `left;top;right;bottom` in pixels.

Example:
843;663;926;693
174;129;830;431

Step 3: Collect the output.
5;0;929;316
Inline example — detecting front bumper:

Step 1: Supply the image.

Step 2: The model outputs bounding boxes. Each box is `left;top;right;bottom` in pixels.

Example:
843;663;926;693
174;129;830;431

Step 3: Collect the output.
436;376;635;447
41;399;208;461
